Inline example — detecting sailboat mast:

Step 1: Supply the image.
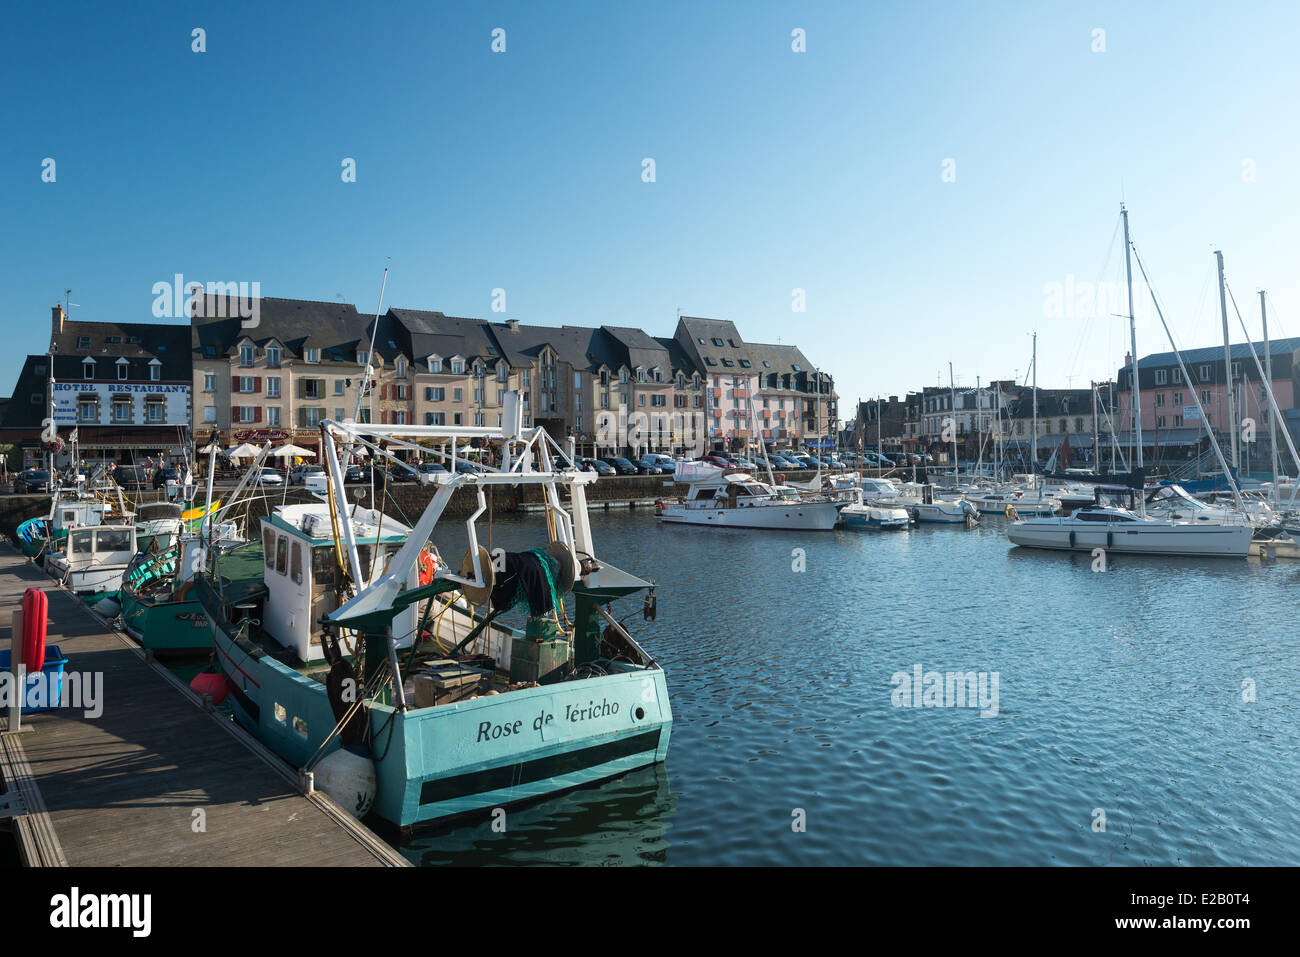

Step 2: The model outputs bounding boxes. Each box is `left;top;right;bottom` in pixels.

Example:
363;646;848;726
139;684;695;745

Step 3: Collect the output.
948;362;958;479
1030;335;1038;476
1216;250;1239;470
1122;203;1143;471
1091;381;1099;468
1261;290;1278;489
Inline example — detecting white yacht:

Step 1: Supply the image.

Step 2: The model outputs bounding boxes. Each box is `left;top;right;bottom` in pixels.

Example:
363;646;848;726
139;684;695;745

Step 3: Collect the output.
1006;498;1253;558
658;463;841;531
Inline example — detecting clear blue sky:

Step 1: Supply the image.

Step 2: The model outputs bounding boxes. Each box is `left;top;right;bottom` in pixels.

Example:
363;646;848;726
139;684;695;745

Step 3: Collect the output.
4;1;1299;409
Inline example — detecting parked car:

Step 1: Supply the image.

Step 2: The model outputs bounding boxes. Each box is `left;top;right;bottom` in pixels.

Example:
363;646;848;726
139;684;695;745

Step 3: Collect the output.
257;467;285;486
12;468;50;493
288;464;325;486
635;454;674;475
599;456;638;476
113;465;150;491
152;467;178;490
701;453;732;468
416;461;448;478
578;457;616;476
344;464;371;484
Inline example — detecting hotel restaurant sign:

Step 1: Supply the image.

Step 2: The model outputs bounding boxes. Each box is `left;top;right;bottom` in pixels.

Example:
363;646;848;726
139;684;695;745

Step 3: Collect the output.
52;382;190;426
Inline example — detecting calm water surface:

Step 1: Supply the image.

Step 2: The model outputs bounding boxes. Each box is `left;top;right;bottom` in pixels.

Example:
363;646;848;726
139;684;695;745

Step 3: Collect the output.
398;510;1300;866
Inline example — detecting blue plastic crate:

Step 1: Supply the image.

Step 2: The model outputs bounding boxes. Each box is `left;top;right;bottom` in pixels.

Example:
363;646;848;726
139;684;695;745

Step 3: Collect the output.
0;645;69;713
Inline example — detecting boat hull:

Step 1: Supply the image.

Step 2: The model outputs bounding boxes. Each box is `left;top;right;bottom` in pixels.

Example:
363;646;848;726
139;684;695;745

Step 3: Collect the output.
840;506;909;529
205;591;673;829
1007;520;1253;557
658;502;840;530
120;593;213;651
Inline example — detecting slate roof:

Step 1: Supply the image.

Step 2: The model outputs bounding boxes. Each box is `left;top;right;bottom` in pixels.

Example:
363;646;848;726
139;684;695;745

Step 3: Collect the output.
1122;337;1300;371
54;319;190;381
191;296;371;364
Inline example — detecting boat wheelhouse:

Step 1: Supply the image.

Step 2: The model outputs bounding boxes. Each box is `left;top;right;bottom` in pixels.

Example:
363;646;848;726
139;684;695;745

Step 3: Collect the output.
46;524;138;593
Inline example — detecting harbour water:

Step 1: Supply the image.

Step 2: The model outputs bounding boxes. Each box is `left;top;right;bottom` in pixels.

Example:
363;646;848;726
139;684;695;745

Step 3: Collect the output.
397;510;1300;866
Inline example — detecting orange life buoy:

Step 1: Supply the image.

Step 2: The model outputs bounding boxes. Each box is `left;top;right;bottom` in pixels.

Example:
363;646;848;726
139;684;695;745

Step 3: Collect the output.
21;587;47;673
655;500;666;513
176;579;196;602
417;548;436;586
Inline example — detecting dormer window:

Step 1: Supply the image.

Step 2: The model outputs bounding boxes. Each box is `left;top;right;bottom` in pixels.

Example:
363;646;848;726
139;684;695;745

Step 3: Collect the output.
357;350;370;368
149;359;162;382
428;355;442;373
473;361;485;378
304;348;320;363
620;368;628;384
239;343;255;367
116;358;129;380
395;357;407;379
496;363;508;382
76;336;90;349
266;345;281;368
451;358;464;375
82;357;95;380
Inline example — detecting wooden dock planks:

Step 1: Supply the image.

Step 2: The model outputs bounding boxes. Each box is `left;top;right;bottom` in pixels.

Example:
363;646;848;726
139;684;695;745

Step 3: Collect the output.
0;544;408;867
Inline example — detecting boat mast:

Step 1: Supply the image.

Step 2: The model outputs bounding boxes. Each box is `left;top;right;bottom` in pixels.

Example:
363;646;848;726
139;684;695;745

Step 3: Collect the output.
1262;290;1278;490
1030;336;1037;479
352;265;389;426
1091;381;1099;469
1122;203;1143;472
948;362;958;480
1216;250;1239;471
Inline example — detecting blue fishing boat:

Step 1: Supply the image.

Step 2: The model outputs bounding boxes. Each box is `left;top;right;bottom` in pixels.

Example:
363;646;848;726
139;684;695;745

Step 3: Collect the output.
193;406;672;832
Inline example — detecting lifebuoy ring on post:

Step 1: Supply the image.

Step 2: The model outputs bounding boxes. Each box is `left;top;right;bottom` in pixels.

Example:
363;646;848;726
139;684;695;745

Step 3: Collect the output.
21;587;48;673
417;547;437;586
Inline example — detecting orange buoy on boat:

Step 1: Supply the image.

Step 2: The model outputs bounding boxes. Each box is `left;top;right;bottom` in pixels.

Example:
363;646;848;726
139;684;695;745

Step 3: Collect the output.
417;547;437;586
21;587;47;673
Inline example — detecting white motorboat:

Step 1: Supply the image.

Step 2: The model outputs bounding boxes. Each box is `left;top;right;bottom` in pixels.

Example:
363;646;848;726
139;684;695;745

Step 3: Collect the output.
659;463;841;531
839;487;909;529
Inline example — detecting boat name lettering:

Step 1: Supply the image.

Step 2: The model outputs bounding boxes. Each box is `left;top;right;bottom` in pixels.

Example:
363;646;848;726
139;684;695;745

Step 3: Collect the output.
475;699;621;744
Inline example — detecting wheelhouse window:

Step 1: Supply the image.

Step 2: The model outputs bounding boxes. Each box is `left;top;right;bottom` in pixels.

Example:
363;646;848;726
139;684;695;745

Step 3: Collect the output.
275;537;288;575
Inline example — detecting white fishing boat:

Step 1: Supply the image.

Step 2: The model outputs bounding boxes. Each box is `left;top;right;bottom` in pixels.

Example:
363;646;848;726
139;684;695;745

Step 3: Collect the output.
46;524;139;593
658;462;841;530
134;501;185;553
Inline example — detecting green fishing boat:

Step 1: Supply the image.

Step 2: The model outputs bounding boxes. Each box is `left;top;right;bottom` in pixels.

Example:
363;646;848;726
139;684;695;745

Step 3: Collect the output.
192;408;673;832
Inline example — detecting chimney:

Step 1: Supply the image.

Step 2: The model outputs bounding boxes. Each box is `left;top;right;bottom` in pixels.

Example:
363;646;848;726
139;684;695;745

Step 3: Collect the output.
1124;351;1132;369
506;318;520;333
52;304;66;338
